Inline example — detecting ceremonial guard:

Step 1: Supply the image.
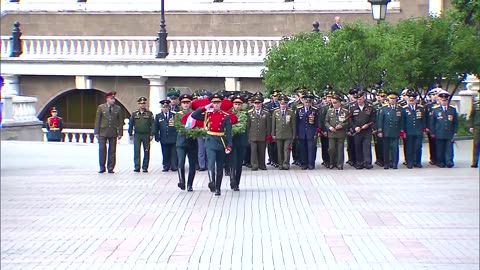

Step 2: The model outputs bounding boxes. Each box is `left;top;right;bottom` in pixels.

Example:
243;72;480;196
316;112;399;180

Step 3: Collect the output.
324;95;349;169
230;94;248;190
469;88;480;168
94;91;124;173
348;90;375;169
271;94;296;170
296;91;320;170
191;93;234;196
128;97;155;172
372;89;386;167
402;90;426;168
175;94;198;191
430;91;458;168
247;95;272;171
377;92;404;169
155;100;178;172
45;107;64;142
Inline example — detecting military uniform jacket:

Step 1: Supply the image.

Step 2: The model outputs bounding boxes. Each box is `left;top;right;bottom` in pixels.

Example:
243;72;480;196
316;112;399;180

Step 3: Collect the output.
94;103;123;138
377;105;404;138
271;108;296;139
319;104;332;132
46;116;63;131
155;111;177;144
232;109;249;147
247;108;271;141
128;110;155;136
469;98;480;129
425;101;439;131
348;102;376;133
325;107;350;138
295;105;319;139
175;109;197;147
431;105;458;140
402;105;426;136
191;108;233;151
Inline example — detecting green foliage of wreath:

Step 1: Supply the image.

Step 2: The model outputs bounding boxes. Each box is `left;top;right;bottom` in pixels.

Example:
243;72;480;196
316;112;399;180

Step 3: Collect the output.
174;109;207;139
231;109;247;136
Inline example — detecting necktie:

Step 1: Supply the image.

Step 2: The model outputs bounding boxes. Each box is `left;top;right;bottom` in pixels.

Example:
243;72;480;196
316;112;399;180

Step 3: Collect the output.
443;106;447;111
257;110;260;115
165;113;168;119
335;109;339;115
109;106;111;113
282;110;285;116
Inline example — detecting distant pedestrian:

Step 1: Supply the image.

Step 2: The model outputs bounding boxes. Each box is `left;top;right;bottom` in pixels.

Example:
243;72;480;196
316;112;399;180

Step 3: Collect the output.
94;91;123;174
331;16;342;32
128;97;155;173
45;107;64;142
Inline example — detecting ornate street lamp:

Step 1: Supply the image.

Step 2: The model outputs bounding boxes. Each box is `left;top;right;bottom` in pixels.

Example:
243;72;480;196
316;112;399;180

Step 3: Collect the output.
368;0;391;21
156;0;168;58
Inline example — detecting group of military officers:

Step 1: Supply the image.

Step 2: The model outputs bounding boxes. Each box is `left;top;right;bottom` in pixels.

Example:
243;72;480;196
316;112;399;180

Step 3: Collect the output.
94;84;480;195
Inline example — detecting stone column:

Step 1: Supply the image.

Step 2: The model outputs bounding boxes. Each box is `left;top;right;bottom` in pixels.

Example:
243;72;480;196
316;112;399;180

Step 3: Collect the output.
225;77;240;92
1;74;20;96
143;75;168;116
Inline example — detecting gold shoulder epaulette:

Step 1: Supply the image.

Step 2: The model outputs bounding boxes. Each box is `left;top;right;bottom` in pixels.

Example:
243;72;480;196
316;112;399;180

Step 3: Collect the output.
418;104;424;108
401;105;408;108
248;109;254;113
312;106;318;110
432;104;440;108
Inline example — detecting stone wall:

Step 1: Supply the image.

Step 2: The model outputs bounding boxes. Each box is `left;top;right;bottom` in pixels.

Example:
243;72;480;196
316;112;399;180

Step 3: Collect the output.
1;0;428;36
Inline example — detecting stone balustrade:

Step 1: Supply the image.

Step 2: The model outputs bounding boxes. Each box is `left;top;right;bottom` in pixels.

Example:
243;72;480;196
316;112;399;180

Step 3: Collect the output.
1;95;39;124
41;118;131;144
0;35;281;61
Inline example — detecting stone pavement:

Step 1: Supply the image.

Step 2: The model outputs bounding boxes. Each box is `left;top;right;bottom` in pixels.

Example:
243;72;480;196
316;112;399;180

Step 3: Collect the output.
1;140;479;270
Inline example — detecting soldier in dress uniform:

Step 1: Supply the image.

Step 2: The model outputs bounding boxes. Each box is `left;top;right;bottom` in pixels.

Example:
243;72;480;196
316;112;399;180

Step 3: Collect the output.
468;88;480;168
167;90;181;112
402;90;426;168
377;92;405;169
425;88;440;165
191;93;234;196
290;88;305;166
128;97;155;172
318;88;334;168
247;95;272;171
45;107;64;142
271;94;296;170
348;90;376;169
296;91;321;170
230;94;248;190
155;99;178;172
175;94;198;191
372;89;387;167
265;90;281;168
345;87;358;167
94;91;124;173
430;91;458;168
325;95;350;170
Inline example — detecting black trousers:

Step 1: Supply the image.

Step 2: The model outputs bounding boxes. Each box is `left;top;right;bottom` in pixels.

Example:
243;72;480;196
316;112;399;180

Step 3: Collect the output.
207;148;226;190
98;136;117;171
354;131;372;166
427;133;437;163
320;136;330;165
161;143;177;170
373;134;384;165
346;135;356;164
231;145;246;188
267;141;278;164
177;144;198;186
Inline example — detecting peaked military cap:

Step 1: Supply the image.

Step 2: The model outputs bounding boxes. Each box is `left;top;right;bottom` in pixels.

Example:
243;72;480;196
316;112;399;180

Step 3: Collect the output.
159;99;171;106
167;90;180;98
105;91;116;99
406;89;418;98
278;94;289;103
376;89;387;96
210;93;224;102
179;94;193;102
386;91;399;99
353;90;365;99
437;90;450;99
252;95;264;103
231;94;244;104
50;107;58;113
137;96;147;104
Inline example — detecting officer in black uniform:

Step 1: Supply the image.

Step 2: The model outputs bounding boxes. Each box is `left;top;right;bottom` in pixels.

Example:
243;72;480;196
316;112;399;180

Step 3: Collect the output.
155;99;178;172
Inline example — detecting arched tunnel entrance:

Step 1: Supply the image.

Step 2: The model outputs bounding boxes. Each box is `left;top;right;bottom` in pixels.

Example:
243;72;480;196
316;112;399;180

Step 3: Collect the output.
39;89;131;129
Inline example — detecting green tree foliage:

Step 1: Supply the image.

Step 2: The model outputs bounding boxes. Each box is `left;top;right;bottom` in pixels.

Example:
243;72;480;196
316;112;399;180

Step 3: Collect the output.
451;0;480;27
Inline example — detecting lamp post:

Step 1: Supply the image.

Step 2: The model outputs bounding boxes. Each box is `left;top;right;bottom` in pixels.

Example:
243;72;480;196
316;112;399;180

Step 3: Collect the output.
156;0;168;58
368;0;391;23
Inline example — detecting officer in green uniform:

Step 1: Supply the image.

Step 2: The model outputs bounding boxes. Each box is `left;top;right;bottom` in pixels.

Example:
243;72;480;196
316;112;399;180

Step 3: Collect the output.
247;95;272;171
175;94;198;191
469;89;480;168
377;92;404;169
230;94;248;190
167;90;181;112
325;95;350;170
271;94;296;170
128;97;155;172
430;91;458;168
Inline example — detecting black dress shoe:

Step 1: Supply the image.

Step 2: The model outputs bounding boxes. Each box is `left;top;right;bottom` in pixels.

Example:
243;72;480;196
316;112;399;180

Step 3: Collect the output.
234;187;240;191
437;164;446;168
337;166;343;170
134;169;140;172
259;167;267;170
108;170;114;173
384;166;389;170
161;169;168;172
414;164;423;168
171;168;177;172
198;168;206;171
446;163;454;168
301;167;308;170
215;189;221;196
429;161;436;165
208;182;215;192
178;182;186;190
407;165;413;169
308;166;314;170
392;166;398;169
364;164;373;169
251;168;258;171
187;186;193;192
403;161;408;166
471;164;479;168
98;169;106;173
142;169;148;173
